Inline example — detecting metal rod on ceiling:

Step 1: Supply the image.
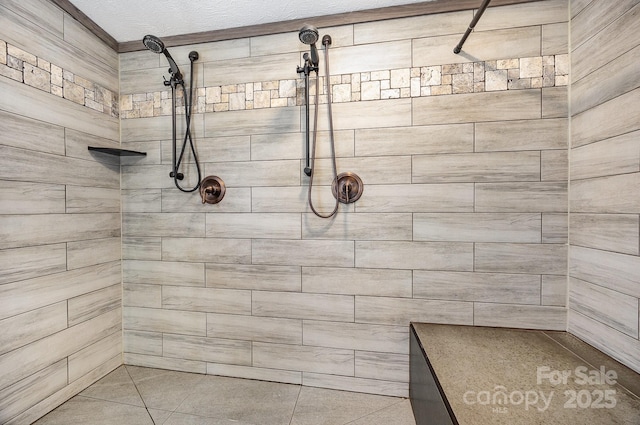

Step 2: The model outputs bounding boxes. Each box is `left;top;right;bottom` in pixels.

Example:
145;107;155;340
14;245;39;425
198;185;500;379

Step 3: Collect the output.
453;0;492;54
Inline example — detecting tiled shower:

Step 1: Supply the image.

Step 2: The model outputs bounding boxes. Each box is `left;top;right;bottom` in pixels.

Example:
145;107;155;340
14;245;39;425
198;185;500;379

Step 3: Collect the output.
1;0;639;423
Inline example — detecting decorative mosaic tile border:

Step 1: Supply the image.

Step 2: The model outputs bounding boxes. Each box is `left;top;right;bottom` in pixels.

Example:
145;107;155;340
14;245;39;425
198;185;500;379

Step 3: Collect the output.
0;39;119;118
120;54;569;119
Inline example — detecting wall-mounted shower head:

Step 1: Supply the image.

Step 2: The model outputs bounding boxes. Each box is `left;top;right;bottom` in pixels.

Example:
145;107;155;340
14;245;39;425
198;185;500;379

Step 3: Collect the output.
142;34;182;80
299;24;319;66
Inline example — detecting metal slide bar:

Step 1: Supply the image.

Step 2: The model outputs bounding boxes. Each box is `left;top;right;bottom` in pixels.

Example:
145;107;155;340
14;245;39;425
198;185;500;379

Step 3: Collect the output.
453;0;492;54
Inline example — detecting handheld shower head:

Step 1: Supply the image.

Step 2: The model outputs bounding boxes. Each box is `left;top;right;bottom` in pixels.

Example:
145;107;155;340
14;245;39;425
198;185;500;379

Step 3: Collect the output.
142;34;182;80
299;24;319;66
143;34;165;54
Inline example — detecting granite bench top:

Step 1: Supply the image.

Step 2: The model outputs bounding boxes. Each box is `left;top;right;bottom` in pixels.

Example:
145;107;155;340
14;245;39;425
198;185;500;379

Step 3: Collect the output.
412;323;640;424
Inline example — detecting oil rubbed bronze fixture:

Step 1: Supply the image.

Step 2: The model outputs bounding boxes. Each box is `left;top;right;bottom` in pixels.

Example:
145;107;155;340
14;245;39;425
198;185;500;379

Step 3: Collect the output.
199;176;226;204
332;172;364;204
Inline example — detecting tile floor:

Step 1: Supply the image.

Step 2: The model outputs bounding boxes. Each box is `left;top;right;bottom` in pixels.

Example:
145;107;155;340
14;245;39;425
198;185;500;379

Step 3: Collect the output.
33;366;417;425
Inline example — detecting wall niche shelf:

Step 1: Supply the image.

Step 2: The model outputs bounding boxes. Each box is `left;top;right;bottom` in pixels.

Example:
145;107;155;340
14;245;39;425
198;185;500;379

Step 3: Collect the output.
88;146;147;156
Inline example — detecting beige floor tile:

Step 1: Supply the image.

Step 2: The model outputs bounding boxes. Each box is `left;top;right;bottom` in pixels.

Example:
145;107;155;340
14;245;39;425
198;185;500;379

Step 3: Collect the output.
32;396;154;425
290;386;403;425
126;366;206;411
348;398;416;425
79;366;144;407
175;375;300;425
163;411;257;425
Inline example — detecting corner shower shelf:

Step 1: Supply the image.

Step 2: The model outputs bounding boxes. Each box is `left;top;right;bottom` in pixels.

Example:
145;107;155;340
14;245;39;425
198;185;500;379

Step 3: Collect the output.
88;146;147;156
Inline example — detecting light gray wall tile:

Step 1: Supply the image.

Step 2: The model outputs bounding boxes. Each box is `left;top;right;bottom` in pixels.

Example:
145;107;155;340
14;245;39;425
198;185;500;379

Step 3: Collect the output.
120;50;161;72
204;107;300;137
253;342;354;376
570;131;640;180
302;373;407;398
302;267;412;297
542;213;568;244
571;0;592;18
203;52;299;86
307;156;411;185
355;124;473;157
0;5;118;91
475;243;567;275
569;277;638;338
68;283;121;326
354;10;471;44
413;271;541;304
0;77;118;141
162;237;251;264
475;118;567;152
476;0;568;30
251;186;324;213
122;190;162;213
253;240;354;267
251;130;354;161
122;237;162;261
323;40;411;75
124;283;161;308
207;313;302;345
356;183;474;213
66;186;120;213
67;237;121;270
67;129;119;163
0;244;66;285
121;165;179;190
0;302;67;356
569;246;640;298
206;264;301;292
570;214;639;255
0;308;121;389
162;136;251;164
303;213;412;241
413;90;541;126
473;303;566;330
163;334;251;365
124;330;163;356
568;310;640;373
571;0;638;48
252;291;354;322
541;150;568;181
2;0;63;38
0;145;119;189
570;173;640;213
251;26;352;57
572;44;640;115
355;241;473;271
542;22;569;55
163;286;251;315
119;141;162;166
413;213;541;243
123;260;204;286
0;261;120;320
62;14;118;70
206;363;302;385
571;88;640;148
206;213;301;239
355;296;473;326
542;87;569;118
0;110;65;155
123;213;205;237
542;275;567;307
122;114;203;144
413;26;540;67
0;182;66;215
572;2;640;82
413;151;541;183
475;182;567;212
0;359;67;422
162;187;252;213
204;160;300;187
312;99;412;131
175;38;250;64
123;307;206;336
355;351;408;383
68;331;121;383
124;353;207;374
303;321;408;354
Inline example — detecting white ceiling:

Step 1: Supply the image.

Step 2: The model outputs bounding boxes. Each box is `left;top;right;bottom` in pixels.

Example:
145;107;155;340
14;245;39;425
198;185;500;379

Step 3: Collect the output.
69;0;434;43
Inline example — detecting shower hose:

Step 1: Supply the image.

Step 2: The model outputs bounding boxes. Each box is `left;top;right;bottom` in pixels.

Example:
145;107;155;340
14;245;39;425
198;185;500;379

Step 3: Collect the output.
171;59;201;192
307;41;341;218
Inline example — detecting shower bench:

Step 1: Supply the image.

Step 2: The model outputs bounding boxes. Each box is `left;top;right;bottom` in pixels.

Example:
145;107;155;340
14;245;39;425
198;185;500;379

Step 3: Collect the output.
409;323;640;425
